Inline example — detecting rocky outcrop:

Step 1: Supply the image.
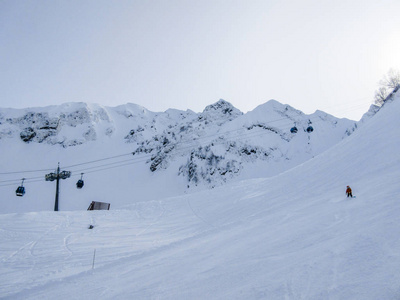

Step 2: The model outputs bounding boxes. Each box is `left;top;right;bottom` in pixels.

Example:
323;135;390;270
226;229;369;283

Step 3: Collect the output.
0;104;112;147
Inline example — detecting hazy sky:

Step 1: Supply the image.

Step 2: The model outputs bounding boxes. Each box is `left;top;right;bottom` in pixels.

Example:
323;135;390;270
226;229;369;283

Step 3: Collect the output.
1;0;399;120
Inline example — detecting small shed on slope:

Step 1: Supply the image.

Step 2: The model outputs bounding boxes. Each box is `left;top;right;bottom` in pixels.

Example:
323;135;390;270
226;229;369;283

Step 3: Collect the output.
87;201;110;211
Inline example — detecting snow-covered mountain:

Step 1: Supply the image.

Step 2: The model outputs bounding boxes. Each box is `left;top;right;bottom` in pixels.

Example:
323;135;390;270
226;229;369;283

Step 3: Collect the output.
0;99;358;213
0;92;399;299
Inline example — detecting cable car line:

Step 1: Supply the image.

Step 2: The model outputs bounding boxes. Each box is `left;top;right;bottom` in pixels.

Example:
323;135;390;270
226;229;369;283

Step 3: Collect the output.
0;175;45;184
0;167;55;175
0;177;44;187
70;158;145;174
63;152;134;169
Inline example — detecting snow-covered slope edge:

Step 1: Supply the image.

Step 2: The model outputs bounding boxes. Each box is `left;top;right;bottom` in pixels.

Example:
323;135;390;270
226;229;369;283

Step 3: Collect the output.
0;92;399;299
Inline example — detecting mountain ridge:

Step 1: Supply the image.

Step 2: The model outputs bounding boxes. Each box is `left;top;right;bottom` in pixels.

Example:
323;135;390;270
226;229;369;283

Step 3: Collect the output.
0;98;370;212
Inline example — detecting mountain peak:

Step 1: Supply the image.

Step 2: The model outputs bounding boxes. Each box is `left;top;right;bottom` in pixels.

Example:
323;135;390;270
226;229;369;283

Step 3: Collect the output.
202;99;241;115
198;99;243;125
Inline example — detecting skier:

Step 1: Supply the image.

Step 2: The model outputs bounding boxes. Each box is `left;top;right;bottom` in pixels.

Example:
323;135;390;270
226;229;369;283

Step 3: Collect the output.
346;186;353;198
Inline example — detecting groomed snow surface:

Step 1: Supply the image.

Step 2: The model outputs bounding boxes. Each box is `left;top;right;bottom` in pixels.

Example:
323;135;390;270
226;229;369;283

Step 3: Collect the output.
1;95;400;299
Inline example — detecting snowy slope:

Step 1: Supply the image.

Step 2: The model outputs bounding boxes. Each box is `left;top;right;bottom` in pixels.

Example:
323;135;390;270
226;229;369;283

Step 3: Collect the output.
0;92;399;299
0;99;356;213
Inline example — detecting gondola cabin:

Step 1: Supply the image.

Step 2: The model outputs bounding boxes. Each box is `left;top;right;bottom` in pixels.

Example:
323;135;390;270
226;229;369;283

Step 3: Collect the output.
290;126;298;133
16;178;26;197
76;173;84;189
306;126;314;133
16;186;25;197
76;179;84;189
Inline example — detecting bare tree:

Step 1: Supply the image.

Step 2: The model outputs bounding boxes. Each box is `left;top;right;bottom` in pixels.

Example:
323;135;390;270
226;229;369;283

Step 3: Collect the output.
379;69;400;89
374;86;388;106
374;69;400;105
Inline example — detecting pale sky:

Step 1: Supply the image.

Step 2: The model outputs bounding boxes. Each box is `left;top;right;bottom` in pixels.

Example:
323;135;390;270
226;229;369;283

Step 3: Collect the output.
1;0;399;120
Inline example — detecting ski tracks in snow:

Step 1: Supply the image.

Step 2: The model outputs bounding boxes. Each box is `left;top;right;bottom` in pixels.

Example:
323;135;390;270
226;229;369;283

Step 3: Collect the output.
63;233;74;258
283;262;315;300
29;224;62;257
2;223;61;264
284;256;341;300
1;240;36;263
186;197;217;230
133;200;167;237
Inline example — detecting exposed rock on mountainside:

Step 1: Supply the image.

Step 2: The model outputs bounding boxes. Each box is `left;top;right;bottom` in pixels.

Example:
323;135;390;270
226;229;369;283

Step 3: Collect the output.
0;99;357;187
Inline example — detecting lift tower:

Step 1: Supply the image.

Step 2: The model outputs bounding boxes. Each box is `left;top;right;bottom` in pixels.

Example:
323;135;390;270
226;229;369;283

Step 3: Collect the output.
45;163;71;211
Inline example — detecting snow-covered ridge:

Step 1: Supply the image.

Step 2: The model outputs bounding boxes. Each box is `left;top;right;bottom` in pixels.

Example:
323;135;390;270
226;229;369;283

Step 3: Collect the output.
0;99;357;191
0;102;113;147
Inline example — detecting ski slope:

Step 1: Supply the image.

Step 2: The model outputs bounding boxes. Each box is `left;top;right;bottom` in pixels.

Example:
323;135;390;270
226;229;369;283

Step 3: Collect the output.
1;94;400;299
